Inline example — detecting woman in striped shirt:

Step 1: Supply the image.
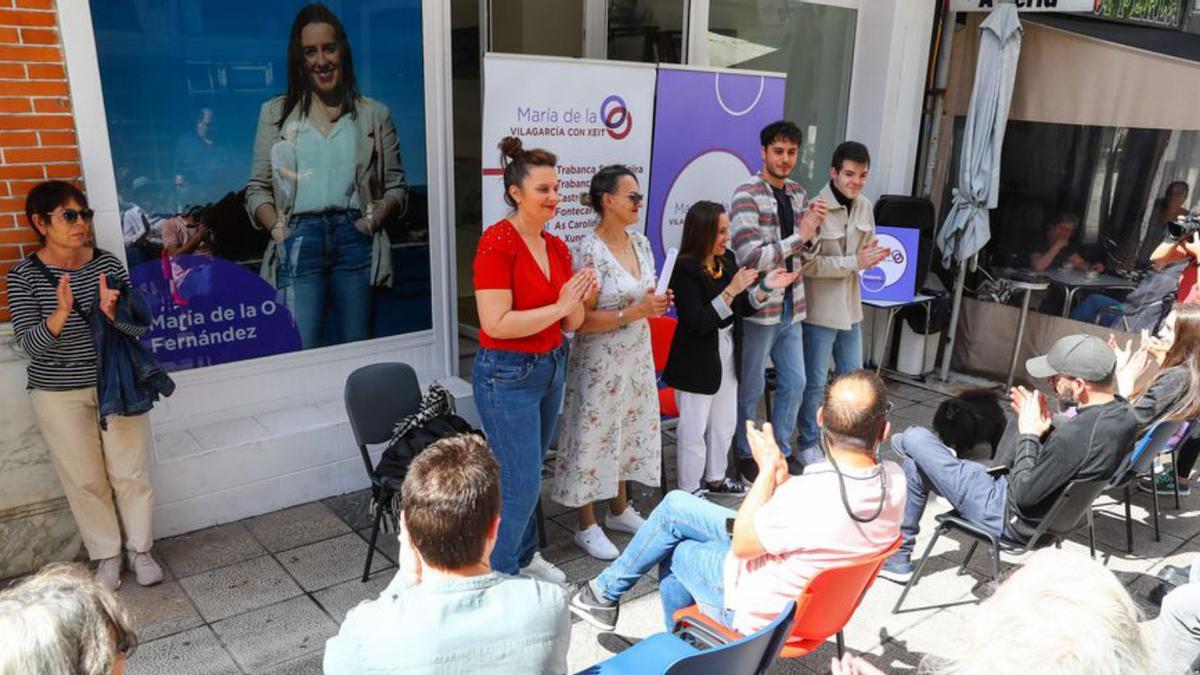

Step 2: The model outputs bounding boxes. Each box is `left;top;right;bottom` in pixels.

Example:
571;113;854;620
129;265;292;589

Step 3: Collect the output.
6;180;163;591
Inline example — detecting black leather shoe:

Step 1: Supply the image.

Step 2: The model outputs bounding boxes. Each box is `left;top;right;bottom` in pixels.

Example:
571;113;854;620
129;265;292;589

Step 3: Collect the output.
786;454;805;476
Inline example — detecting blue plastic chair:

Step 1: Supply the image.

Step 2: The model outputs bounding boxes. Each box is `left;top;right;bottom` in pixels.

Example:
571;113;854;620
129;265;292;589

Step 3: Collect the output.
1091;419;1184;553
575;601;796;675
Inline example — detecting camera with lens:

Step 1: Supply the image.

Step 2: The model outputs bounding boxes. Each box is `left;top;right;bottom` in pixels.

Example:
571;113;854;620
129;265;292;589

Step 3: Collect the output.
1166;212;1200;243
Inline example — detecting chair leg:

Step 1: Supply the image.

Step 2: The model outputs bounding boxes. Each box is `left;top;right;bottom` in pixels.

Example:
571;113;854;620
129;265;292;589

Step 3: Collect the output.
535;499;548;549
836;630;846;659
1087;509;1096;559
1171;447;1182;510
989;542;1001;581
958;541;979;576
364;500;384;583
763;388;773;419
1125;485;1134;554
1151;467;1161;543
893;525;944;614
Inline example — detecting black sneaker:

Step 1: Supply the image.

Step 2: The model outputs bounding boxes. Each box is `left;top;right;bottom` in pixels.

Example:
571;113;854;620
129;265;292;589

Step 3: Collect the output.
736;455;759;484
878;554;914;584
705;478;748;495
569;580;619;632
786;455;805;476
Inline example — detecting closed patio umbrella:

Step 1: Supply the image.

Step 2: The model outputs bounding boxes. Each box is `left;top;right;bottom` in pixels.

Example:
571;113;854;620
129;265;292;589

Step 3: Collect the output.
937;3;1023;380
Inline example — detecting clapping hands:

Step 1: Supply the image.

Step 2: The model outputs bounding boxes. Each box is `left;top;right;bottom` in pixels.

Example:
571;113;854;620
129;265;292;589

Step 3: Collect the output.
745;421;789;485
1010;385;1052;437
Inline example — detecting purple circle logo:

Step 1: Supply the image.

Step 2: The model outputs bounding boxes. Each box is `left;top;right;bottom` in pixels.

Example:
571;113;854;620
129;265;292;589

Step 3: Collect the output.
600;95;632;140
861;266;887;292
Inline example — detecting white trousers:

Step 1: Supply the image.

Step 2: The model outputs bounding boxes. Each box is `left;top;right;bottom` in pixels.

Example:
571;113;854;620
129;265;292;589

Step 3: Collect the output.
675;327;738;493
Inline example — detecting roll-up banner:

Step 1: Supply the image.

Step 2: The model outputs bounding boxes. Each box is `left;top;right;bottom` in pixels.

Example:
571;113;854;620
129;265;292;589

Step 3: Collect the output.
481;54;657;250
948;0;1097;11
644;66;786;265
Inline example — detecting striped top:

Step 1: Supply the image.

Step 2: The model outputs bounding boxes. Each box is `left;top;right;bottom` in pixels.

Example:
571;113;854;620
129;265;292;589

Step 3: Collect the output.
7;250;145;391
729;175;818;325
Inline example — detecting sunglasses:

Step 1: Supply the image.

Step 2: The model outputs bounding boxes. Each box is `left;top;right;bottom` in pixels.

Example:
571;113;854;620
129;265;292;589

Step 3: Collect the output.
46;208;95;225
626;192;644;206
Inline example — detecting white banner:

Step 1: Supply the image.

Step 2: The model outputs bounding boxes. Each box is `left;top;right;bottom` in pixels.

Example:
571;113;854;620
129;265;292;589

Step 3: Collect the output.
949;0;1096;11
481;54;657;250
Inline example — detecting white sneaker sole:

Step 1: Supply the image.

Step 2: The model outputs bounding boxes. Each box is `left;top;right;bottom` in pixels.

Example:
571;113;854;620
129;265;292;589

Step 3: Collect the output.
574;537;619;560
569;598;617;632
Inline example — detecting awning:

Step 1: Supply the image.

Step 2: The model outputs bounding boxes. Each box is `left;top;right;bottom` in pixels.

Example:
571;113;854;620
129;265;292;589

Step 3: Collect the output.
947;14;1200;131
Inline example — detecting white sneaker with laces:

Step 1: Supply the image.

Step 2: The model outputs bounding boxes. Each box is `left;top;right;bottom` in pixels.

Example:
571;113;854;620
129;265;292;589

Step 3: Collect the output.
520;552;567;585
604;505;646;535
575;524;620;560
126;550;164;587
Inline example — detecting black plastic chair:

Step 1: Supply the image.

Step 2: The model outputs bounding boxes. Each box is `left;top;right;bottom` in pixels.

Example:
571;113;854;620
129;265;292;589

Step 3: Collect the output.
1093;420;1182;553
344;362;423;582
893;477;1109;613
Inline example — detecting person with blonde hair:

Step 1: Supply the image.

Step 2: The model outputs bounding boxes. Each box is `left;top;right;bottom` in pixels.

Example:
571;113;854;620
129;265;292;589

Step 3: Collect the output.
921;549;1153;674
0;563;138;675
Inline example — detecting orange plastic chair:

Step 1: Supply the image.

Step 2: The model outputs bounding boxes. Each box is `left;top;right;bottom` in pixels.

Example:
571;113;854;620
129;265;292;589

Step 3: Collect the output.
673;535;903;659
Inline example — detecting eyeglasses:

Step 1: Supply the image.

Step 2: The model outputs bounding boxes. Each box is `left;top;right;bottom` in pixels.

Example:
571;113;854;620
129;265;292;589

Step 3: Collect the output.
46;208;95;225
625;192;644;206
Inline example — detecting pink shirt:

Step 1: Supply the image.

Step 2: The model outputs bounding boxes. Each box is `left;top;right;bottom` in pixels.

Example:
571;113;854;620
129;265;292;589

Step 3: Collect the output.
723;461;906;634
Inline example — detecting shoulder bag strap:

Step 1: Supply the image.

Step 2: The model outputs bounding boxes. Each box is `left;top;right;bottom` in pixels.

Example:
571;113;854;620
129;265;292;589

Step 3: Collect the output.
27;253;90;323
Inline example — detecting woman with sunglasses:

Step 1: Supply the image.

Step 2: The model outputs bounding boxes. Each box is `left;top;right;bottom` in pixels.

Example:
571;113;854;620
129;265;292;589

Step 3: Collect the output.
552;165;671;560
6;181;163;591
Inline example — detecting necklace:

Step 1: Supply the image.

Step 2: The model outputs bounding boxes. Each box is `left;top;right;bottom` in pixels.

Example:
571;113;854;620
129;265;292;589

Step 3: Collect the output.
704;257;724;279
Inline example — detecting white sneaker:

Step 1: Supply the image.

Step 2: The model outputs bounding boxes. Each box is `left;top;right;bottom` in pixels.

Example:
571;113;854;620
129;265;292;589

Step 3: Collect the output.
575;524;620;560
604;505;647;535
520;552;567;585
94;556;121;590
126;550;164;587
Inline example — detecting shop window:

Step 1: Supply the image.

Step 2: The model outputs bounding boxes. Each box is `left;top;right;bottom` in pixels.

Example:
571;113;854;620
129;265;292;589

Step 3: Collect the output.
92;1;432;372
607;0;684;64
941;117;1199;299
491;0;585;57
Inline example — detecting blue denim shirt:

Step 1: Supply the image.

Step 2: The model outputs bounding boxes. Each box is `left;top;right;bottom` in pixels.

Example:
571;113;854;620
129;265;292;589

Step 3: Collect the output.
324;570;570;675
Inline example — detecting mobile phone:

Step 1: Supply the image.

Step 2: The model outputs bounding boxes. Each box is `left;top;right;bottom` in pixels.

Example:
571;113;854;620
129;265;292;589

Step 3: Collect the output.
725;517;736;537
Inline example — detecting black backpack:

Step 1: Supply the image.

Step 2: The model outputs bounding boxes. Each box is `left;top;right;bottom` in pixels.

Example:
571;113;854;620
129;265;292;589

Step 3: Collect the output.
373;383;481;490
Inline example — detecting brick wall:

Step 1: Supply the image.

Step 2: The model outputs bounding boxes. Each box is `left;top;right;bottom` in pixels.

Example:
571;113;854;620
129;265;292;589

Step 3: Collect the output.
0;0;79;323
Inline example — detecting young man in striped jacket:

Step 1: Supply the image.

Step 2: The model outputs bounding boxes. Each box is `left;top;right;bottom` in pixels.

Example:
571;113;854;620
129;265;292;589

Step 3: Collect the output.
730;120;827;482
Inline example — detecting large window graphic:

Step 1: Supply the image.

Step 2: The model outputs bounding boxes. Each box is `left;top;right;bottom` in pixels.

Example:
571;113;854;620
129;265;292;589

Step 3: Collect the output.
93;0;431;372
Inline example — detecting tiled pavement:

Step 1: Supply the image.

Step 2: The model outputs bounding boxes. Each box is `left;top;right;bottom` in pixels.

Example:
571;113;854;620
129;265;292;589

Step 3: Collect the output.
25;377;1200;673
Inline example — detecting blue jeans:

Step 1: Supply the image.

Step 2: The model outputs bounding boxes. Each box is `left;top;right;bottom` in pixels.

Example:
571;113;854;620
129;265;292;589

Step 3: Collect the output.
892;427;1009;562
797;322;863;460
594;490;735;630
473;344;568;574
737;296;805;458
277;209;372;349
1070;293;1121;326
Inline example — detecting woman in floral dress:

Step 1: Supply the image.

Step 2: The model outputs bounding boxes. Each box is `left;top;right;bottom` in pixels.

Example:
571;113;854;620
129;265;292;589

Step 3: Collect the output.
553;165;671;560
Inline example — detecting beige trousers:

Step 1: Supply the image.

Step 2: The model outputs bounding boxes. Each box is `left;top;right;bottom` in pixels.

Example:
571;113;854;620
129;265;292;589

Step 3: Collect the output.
29;387;154;560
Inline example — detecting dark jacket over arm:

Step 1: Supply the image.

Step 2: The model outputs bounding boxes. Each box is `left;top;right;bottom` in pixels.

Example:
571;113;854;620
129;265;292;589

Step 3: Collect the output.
1130;366;1189;429
662;252;750;395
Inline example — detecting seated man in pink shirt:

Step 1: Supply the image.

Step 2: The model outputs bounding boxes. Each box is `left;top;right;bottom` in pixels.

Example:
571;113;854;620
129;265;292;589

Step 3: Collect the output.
569;370;906;635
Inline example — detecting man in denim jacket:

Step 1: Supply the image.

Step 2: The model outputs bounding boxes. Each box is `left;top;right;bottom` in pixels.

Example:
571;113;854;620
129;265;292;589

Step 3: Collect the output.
324;434;570;674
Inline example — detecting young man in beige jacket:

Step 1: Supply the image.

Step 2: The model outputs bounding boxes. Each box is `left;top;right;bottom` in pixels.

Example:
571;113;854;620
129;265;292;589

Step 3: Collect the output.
795;142;890;464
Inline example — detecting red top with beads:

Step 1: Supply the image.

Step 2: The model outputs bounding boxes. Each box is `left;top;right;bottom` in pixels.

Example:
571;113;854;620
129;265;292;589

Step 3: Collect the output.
473;219;574;353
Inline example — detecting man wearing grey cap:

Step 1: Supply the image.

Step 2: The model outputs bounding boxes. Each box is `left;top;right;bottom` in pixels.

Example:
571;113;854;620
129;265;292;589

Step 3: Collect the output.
881;334;1137;581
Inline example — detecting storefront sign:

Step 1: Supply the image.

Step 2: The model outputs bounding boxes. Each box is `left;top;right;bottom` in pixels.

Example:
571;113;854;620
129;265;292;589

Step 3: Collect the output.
860;226;919;303
949;0;1098;11
481;55;656;250
644;67;786;264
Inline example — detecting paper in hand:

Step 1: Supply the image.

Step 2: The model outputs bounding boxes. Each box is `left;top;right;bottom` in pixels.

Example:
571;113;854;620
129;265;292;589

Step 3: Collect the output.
656;248;678;297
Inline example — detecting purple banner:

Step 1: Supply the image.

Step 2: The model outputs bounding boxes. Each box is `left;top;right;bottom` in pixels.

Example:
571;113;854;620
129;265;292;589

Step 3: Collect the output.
645;68;786;264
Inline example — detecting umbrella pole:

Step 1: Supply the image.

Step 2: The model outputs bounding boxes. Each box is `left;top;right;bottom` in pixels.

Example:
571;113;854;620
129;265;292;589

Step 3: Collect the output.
938;254;971;381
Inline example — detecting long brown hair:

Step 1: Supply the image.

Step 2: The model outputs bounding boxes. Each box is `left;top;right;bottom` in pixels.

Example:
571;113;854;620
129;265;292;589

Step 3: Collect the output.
276;3;361;127
1140;303;1200;422
678;201;725;263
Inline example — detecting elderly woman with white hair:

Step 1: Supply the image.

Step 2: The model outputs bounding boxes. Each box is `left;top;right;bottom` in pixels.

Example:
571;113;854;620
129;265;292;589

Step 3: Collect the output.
920;548;1153;674
0;564;138;675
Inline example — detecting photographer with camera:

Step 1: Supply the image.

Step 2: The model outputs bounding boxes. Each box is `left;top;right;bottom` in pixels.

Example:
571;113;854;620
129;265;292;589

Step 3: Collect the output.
1151;211;1200;304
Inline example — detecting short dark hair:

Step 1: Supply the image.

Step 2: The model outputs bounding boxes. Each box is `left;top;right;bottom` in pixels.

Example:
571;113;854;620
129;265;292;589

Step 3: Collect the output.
821;370;890;451
678;201;726;262
582;164;637;216
400;433;500;571
832;141;870;171
1051;212;1080;230
25;180;87;244
498;136;558;209
760;120;802;148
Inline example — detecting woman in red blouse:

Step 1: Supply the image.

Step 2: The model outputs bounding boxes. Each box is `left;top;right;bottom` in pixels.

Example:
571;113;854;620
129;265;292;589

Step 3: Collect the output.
473;136;595;579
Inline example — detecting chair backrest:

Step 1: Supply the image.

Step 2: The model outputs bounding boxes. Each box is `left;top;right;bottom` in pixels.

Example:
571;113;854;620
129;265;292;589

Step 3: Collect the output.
786;536;902;648
666;601;797;675
648;316;677;373
1109;420;1183;489
343;363;423;473
1027;478;1111;547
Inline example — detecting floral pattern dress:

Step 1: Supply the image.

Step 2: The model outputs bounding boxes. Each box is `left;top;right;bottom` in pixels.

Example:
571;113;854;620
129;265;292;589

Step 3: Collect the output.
552;231;662;507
